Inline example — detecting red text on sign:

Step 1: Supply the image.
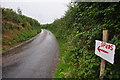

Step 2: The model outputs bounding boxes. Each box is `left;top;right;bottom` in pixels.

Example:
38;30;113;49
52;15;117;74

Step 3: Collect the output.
97;42;113;54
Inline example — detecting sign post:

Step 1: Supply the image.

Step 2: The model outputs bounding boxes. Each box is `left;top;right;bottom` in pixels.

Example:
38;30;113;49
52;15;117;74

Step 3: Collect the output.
95;30;116;79
100;30;108;80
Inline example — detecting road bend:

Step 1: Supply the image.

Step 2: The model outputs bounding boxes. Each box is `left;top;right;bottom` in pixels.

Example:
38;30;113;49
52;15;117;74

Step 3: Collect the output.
2;29;59;78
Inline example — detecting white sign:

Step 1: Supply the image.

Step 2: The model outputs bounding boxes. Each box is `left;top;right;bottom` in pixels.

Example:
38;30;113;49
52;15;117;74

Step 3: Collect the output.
95;40;116;64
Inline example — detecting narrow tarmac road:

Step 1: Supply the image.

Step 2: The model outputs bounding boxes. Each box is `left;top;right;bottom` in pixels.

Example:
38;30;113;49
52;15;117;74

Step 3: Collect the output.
2;29;59;78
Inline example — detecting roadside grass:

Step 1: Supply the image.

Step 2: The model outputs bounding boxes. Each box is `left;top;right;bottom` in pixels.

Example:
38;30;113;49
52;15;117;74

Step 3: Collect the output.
54;40;76;78
2;8;41;52
54;40;68;78
2;24;41;52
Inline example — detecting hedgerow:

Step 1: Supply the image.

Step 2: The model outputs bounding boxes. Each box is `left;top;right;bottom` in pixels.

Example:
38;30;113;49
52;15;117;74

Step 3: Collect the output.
43;2;120;79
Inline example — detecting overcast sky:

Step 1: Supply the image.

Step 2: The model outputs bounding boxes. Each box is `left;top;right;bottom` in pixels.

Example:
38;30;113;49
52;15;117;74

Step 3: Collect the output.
1;0;71;24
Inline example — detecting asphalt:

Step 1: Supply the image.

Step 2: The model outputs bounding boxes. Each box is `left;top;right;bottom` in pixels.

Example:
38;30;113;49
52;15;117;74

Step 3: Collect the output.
2;29;59;78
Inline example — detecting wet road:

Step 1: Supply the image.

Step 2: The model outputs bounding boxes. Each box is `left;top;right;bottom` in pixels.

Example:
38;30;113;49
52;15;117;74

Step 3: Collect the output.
2;29;59;78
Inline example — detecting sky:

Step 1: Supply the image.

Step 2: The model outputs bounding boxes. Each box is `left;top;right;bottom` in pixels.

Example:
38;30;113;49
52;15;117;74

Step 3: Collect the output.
1;0;71;24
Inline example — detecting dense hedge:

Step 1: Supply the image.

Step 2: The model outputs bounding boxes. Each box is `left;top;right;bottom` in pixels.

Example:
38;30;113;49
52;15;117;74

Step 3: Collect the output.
43;2;120;79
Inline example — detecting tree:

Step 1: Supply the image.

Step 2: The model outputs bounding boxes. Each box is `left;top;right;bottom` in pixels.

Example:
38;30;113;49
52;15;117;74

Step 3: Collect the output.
17;7;22;15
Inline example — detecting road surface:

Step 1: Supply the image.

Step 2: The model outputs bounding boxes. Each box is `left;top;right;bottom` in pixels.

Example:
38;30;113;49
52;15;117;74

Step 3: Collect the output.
2;29;59;78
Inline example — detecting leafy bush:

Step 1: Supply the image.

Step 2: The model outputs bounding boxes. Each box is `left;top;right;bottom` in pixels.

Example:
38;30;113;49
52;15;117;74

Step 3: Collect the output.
43;2;120;79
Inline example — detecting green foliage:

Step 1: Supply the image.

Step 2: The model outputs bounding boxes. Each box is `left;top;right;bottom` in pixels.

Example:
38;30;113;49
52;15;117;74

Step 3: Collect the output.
2;8;40;25
43;2;120;79
13;30;37;42
2;8;41;51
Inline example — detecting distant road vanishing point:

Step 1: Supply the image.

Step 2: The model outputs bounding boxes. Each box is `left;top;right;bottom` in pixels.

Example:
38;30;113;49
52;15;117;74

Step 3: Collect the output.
2;29;59;78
